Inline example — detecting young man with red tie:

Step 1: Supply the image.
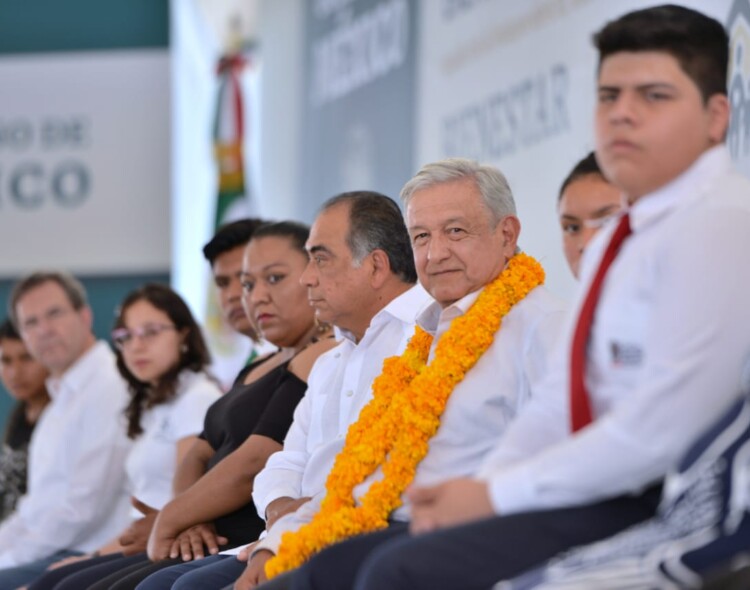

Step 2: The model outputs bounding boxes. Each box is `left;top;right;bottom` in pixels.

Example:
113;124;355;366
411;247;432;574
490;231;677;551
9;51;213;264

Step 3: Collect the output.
285;6;750;590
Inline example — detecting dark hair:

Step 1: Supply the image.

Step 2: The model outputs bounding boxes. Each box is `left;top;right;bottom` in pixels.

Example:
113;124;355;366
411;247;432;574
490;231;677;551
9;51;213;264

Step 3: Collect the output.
0;319;20;343
251;221;310;254
114;284;211;439
9;271;88;329
202;218;266;266
558;152;606;200
321;191;417;284
1;318;29;447
594;5;729;102
0;319;48;447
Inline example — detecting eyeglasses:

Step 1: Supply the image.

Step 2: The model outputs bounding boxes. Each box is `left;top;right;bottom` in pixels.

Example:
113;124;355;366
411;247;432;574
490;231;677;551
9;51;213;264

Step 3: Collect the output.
111;324;177;350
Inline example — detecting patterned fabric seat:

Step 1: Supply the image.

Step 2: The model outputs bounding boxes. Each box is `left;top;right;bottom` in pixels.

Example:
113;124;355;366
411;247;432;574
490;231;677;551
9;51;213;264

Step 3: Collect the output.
497;386;750;590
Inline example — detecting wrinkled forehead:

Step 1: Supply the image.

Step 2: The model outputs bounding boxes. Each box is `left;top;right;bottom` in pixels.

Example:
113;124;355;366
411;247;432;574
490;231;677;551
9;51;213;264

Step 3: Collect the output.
406;180;490;227
307;205;351;255
16;281;72;317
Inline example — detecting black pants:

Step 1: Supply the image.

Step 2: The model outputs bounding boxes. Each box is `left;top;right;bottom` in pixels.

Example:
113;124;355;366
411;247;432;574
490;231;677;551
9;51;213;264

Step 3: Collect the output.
289;486;662;590
703;564;750;590
88;556;184;590
26;553;149;590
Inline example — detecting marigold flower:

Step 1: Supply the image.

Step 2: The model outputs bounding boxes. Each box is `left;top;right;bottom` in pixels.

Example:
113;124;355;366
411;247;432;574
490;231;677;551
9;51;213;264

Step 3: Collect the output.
266;253;544;578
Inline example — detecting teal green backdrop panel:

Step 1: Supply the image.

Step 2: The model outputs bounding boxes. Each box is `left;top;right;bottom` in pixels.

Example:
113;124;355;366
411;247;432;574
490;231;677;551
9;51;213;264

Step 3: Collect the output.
0;0;169;54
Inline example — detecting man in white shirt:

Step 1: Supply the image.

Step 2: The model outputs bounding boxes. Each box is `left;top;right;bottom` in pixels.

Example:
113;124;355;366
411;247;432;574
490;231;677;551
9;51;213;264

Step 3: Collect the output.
0;271;132;587
131;193;431;590
349;6;750;590
234;164;564;590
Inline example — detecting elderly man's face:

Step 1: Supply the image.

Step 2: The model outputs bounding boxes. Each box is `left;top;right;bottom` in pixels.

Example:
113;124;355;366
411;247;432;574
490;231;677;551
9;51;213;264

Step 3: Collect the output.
300;203;376;339
406;178;516;308
15;281;92;377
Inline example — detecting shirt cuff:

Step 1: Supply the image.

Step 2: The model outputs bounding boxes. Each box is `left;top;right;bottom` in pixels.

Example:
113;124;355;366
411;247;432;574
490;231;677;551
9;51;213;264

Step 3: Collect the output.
253;483;301;519
253;527;283;556
253;512;306;556
480;464;539;516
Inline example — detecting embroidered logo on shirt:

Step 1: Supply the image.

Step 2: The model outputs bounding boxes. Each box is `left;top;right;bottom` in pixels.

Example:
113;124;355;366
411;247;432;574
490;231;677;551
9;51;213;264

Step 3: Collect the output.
156;416;172;438
610;341;643;367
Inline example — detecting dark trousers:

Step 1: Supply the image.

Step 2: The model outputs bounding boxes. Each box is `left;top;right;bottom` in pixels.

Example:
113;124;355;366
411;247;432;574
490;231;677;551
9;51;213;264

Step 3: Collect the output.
25;551;184;590
88;556;184;590
26;553;148;590
289;486;662;590
703;564;750;590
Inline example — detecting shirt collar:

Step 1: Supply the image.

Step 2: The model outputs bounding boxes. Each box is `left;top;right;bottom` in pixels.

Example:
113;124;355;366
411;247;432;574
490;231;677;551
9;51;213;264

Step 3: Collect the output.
336;284;431;345
628;145;731;233
417;287;483;335
46;341;112;401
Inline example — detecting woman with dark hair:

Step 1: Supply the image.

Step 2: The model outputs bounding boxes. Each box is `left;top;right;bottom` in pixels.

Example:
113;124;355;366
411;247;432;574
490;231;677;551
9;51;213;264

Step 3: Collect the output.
0;319;49;521
56;221;335;590
27;284;221;587
557;152;622;278
27;222;336;590
113;284;221;527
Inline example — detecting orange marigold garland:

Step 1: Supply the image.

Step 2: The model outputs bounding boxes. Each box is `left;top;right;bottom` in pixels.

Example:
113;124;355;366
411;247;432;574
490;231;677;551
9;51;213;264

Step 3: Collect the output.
265;253;545;578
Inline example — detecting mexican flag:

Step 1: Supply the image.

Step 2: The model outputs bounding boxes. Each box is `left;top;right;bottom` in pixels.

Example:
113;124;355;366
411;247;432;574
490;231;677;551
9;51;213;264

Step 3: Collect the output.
204;50;256;387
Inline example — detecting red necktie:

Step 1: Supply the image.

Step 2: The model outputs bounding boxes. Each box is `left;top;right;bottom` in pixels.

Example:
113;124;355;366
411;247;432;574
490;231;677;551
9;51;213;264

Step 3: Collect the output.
570;213;632;432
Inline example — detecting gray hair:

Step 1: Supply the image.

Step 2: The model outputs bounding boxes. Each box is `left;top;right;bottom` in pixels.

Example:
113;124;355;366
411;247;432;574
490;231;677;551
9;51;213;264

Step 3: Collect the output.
9;271;88;328
400;158;516;224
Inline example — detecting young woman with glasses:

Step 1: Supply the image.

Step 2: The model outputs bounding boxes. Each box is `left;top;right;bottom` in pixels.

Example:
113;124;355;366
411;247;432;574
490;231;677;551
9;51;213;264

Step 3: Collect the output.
26;283;221;588
28;221;336;590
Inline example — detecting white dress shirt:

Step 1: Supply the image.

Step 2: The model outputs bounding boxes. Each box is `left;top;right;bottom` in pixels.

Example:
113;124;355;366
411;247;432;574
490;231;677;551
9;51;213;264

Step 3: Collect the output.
252;286;431;516
125;370;221;517
479;145;750;516
253;282;565;554
0;341;133;567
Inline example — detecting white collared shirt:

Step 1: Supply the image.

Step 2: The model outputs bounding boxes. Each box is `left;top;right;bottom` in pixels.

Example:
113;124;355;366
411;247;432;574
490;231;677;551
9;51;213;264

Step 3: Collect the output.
0;341;133;567
253;281;565;554
479;145;750;515
126;370;221;516
252;285;431;517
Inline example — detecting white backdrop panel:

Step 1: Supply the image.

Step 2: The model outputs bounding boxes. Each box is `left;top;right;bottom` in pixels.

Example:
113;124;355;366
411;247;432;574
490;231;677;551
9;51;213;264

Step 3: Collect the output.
417;0;733;299
0;49;170;277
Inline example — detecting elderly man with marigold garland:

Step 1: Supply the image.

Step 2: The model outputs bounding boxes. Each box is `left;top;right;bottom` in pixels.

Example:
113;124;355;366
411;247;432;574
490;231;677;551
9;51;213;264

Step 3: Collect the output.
328;6;750;590
203;159;566;590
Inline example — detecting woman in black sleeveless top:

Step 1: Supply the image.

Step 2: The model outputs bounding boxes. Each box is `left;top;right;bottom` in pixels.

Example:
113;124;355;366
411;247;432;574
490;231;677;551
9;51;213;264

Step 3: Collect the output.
27;222;336;590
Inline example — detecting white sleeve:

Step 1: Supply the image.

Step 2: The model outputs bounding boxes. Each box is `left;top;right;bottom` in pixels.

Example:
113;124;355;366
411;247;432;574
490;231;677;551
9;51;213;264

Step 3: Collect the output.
168;377;222;441
252;375;316;518
482;207;750;515
253;493;325;555
0;390;130;565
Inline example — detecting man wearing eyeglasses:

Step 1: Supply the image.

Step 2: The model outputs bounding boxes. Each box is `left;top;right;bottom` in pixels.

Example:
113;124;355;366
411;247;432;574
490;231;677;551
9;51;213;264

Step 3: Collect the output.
0;271;132;588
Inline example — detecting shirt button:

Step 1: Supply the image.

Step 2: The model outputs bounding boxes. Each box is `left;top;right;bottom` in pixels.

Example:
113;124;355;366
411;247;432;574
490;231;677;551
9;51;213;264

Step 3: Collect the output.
345;390;353;397
334;352;341;358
